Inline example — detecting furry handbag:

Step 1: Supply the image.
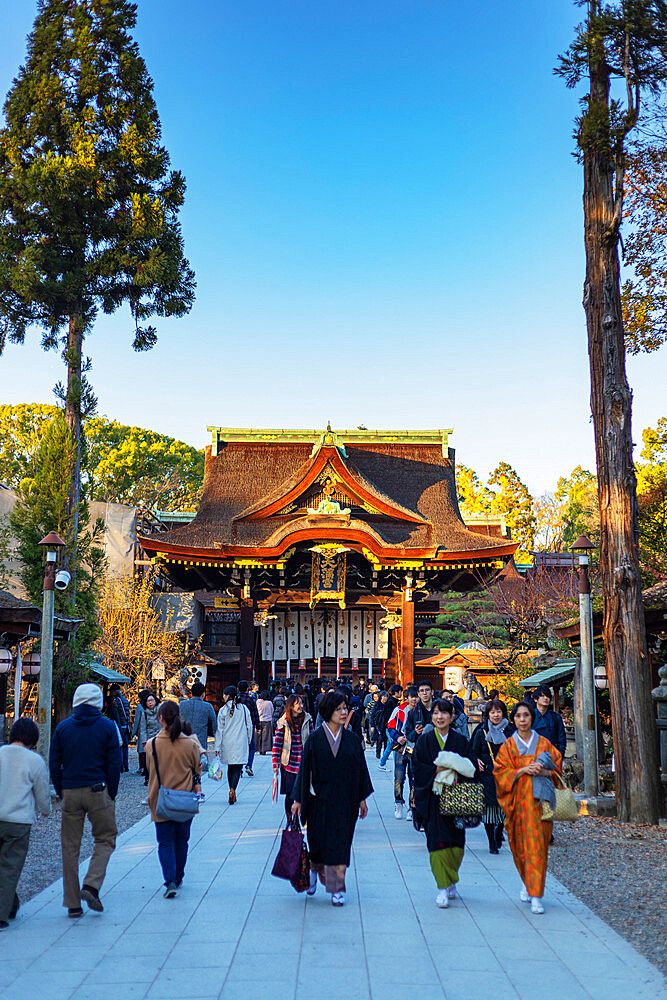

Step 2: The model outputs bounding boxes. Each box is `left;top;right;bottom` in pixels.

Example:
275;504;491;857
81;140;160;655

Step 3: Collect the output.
541;772;578;822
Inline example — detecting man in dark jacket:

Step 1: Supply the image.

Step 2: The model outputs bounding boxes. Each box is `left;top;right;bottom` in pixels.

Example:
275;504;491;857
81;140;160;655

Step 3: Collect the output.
49;683;121;918
238;680;260;776
109;683;130;772
179;682;217;761
532;685;567;756
404;681;434;744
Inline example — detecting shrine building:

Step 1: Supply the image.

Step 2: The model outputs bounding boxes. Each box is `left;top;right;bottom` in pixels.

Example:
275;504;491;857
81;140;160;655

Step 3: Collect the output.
139;427;517;699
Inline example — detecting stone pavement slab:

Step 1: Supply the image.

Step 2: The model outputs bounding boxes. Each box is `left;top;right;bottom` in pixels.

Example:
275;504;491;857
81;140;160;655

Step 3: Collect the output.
1;750;664;1000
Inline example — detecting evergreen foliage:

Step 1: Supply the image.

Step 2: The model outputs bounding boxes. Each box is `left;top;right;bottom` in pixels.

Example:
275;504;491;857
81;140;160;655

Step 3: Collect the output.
0;0;195;355
9;410;106;698
423;592;511;650
0;403;204;511
455;461;536;557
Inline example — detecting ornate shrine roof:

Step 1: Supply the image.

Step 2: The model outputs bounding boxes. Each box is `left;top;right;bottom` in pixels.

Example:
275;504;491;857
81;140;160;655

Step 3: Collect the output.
140;428;517;569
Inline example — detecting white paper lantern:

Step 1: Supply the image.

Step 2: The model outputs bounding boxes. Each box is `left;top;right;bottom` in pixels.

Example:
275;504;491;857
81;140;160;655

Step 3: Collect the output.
0;649;12;675
594;664;608;690
23;652;41;678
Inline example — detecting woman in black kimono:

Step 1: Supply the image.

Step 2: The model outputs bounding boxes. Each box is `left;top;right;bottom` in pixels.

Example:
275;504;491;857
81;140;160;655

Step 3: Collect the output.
292;690;373;907
412;698;476;908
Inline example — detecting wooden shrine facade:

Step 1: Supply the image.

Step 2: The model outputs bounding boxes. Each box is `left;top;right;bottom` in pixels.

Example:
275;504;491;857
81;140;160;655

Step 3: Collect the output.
139;427;517;687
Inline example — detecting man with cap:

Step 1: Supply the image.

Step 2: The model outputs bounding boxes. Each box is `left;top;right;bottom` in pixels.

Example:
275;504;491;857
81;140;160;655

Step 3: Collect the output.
49;683;121;918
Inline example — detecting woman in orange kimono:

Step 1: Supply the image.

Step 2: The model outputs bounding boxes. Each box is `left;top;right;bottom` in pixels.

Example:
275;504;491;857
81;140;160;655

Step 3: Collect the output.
493;700;562;914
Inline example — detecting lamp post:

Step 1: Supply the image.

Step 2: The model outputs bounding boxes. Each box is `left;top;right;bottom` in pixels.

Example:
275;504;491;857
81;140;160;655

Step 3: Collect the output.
571;534;599;797
36;531;66;761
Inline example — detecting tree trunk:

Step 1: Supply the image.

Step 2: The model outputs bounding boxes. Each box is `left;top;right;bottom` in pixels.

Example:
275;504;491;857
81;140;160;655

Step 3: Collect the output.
583;51;662;823
64;310;83;598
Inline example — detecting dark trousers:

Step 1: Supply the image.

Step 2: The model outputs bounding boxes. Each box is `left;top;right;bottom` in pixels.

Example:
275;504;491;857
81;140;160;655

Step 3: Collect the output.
247;734;256;769
155;819;193;886
0;821;31;921
375;726;388;758
228;764;242;790
120;729;129;770
394;753;414;804
484;822;504;850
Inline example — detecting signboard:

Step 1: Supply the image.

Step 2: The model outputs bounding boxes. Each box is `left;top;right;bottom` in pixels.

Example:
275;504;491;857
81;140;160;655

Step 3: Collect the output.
214;597;239;609
443;666;464;692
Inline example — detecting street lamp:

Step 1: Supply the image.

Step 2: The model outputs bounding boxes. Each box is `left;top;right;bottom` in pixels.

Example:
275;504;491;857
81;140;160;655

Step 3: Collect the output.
36;531;66;761
571;534;599;797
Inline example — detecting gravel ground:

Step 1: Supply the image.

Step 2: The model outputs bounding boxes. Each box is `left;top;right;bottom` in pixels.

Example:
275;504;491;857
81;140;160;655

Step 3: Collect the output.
17;747;151;905
548;816;667;975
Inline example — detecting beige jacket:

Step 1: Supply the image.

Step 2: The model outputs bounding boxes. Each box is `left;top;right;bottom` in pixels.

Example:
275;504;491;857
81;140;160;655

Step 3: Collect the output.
275;713;312;768
145;731;201;823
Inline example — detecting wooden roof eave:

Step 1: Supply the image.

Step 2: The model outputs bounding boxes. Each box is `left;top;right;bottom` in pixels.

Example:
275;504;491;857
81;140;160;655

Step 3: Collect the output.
138;531;518;566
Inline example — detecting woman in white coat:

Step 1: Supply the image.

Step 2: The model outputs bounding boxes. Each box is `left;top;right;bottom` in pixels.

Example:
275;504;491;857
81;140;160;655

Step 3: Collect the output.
214;686;253;804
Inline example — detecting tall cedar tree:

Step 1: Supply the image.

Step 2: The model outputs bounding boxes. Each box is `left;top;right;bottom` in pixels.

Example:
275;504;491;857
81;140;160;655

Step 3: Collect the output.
557;1;665;823
0;0;195;582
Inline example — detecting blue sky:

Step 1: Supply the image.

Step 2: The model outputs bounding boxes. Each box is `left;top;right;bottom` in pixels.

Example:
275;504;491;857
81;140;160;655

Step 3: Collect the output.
1;1;665;494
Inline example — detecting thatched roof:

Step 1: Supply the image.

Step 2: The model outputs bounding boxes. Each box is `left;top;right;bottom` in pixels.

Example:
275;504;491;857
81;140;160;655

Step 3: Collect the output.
143;435;514;556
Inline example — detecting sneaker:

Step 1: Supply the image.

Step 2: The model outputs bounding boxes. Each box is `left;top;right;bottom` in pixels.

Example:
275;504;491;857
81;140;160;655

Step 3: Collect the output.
331;892;346;906
520;886;530;903
306;870;318;896
164;882;177;899
447;884;458;900
489;846;499;855
80;885;103;912
378;763;387;771
436;889;449;908
245;767;254;776
0;920;9;930
228;788;237;805
531;897;545;914
68;907;84;918
140;798;148;805
394;803;403;820
197;792;205;803
9;896;19;920
405;808;413;821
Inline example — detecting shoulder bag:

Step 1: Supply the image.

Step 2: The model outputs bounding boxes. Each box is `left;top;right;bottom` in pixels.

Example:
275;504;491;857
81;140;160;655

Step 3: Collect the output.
151;739;200;823
541;771;578;822
437;736;485;821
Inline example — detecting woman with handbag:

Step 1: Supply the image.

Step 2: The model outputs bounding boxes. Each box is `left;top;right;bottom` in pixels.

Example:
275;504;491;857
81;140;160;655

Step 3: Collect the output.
144;701;201;898
214;686;253;805
412;698;476;909
272;694;313;820
291;690;373;907
470;698;515;854
493;700;563;914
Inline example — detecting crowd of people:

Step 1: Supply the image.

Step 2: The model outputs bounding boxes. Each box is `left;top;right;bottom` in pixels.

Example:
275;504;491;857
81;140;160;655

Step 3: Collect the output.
0;669;568;925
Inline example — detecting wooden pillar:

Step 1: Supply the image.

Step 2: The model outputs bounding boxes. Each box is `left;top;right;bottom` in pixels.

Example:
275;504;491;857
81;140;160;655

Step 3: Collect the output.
400;588;415;688
239;601;254;682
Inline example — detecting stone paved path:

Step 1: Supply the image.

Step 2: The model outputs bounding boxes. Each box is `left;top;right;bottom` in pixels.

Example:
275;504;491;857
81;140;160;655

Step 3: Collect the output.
1;751;663;1000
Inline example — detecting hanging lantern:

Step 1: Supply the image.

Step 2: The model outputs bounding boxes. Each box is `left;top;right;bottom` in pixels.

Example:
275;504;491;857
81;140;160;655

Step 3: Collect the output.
23;652;41;678
0;649;12;675
594;664;608;690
